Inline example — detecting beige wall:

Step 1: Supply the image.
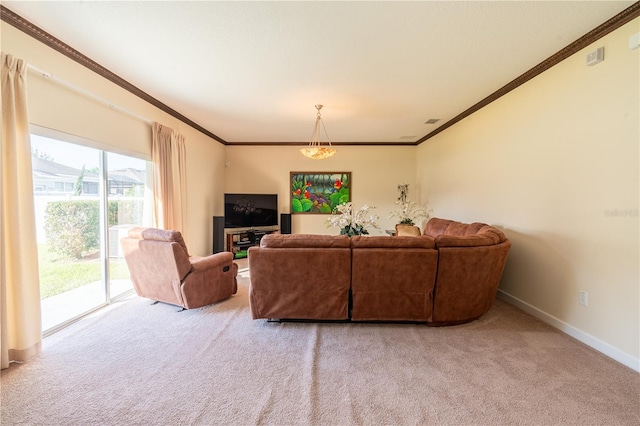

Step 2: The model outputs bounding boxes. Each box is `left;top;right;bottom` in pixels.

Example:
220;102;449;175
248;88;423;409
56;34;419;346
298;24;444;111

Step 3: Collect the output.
417;19;640;368
224;145;417;235
1;24;226;255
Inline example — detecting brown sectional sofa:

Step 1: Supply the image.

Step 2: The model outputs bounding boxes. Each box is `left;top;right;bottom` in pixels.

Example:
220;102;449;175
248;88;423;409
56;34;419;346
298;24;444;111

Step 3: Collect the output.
248;218;510;325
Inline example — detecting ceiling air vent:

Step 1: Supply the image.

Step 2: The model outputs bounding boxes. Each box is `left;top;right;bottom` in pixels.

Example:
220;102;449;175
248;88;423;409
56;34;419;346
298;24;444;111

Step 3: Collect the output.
424;118;440;124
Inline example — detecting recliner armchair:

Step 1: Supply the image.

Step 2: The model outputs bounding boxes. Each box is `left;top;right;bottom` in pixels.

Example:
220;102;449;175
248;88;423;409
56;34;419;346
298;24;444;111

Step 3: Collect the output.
120;227;238;309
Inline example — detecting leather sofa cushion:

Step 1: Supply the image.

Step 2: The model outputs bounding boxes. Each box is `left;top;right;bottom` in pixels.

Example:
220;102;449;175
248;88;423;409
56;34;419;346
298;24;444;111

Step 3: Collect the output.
423;217;454;237
351;235;435;249
127;226;149;240
128;227;190;256
425;218;487;237
260;233;351;249
425;218;507;248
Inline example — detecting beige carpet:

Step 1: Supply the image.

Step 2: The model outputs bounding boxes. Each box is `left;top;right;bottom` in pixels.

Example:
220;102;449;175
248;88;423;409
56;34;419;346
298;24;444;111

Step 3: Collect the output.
2;270;638;425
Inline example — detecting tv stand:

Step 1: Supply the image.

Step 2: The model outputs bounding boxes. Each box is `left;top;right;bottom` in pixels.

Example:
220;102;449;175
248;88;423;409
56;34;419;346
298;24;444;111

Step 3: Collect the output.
226;229;278;259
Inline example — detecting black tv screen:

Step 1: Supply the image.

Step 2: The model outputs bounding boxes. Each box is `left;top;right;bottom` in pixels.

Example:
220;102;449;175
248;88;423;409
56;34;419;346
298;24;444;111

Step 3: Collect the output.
224;193;278;228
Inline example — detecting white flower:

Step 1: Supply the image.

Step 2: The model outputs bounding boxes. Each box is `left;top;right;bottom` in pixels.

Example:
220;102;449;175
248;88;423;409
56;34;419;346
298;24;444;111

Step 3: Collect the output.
388;200;431;225
388;183;431;226
326;202;380;236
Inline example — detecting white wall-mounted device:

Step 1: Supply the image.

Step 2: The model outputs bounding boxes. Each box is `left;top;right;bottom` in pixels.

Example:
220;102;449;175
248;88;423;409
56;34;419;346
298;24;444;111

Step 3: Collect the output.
629;32;640;50
586;47;604;66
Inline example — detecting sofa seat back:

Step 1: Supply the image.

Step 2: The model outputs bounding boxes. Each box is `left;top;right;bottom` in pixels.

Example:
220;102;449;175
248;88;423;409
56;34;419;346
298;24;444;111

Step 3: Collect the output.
351;236;438;321
424;217;507;246
423;218;511;325
248;234;352;320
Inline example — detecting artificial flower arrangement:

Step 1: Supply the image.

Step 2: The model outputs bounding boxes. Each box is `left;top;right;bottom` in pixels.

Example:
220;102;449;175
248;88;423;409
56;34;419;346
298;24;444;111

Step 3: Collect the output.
388;184;431;226
326;202;380;236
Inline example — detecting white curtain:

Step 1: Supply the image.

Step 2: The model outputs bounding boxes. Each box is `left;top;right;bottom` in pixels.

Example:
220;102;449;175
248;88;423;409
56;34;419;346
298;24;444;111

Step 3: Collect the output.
151;122;186;234
1;53;42;369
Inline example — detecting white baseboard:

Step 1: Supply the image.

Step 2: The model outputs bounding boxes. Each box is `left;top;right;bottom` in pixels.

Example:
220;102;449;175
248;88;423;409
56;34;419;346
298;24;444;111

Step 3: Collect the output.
497;289;640;373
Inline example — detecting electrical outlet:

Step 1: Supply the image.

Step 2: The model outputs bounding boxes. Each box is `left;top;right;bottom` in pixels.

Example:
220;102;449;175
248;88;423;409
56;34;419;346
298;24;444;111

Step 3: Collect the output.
579;291;588;307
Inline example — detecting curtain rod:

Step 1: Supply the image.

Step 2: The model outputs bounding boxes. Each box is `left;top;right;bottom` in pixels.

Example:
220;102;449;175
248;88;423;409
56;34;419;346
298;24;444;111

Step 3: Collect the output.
27;63;153;125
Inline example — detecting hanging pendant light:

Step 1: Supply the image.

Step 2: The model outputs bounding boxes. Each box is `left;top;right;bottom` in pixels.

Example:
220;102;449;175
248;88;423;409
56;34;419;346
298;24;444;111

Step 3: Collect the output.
300;104;336;160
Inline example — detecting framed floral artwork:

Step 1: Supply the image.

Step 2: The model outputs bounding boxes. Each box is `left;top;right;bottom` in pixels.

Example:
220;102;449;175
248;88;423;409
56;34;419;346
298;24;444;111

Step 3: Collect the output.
290;172;351;214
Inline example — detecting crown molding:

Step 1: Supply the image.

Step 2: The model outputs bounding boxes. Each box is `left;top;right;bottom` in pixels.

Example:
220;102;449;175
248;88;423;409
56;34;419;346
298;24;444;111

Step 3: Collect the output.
416;2;640;144
225;141;417;146
0;5;228;145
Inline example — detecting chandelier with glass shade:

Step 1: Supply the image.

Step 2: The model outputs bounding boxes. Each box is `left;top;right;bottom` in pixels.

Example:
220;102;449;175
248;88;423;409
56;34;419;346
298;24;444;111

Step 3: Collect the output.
300;104;337;160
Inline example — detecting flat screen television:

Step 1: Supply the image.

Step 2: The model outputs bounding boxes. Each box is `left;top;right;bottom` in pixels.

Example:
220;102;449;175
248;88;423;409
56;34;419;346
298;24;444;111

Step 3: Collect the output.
224;193;278;228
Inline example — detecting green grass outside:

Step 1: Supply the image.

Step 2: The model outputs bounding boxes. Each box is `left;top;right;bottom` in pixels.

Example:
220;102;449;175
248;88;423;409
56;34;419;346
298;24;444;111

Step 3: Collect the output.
38;244;130;299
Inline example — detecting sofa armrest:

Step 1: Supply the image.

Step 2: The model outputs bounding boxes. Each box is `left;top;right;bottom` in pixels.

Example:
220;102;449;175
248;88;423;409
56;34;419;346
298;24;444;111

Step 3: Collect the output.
179;251;237;309
190;251;235;272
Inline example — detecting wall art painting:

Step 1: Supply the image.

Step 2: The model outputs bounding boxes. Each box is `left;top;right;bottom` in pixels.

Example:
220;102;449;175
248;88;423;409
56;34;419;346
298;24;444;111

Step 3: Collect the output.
290;172;351;214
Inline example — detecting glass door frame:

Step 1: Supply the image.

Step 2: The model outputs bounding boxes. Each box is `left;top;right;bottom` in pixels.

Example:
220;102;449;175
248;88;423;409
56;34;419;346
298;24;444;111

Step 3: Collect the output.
31;126;147;337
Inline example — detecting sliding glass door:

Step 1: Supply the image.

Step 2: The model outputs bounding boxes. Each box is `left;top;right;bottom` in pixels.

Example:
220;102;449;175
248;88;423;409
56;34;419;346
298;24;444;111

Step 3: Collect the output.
31;133;152;334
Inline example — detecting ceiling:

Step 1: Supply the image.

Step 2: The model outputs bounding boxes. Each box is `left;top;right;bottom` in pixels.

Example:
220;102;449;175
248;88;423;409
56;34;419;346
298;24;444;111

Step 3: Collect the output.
2;1;636;145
